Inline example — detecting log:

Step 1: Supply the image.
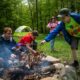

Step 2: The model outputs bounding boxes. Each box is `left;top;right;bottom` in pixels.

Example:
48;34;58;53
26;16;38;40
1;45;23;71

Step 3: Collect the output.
40;77;53;80
42;56;61;63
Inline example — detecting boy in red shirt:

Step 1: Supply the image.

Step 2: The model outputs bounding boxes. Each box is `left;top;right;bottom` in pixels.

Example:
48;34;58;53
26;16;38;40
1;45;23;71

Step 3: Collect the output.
19;30;38;54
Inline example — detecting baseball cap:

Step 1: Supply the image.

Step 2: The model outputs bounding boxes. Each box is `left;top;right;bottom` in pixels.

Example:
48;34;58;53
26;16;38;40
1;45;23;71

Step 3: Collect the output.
58;8;70;17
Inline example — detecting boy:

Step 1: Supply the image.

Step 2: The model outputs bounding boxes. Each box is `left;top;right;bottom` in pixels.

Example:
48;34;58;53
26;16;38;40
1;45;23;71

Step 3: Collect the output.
19;30;38;55
0;27;16;50
0;27;16;69
41;8;80;68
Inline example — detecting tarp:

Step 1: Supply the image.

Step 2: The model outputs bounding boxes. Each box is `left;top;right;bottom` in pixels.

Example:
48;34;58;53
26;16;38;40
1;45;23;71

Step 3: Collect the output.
15;26;32;32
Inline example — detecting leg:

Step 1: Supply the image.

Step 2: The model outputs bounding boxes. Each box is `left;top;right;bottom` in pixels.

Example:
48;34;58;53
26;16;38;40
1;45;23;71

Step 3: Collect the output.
50;39;55;51
71;37;79;67
71;49;78;61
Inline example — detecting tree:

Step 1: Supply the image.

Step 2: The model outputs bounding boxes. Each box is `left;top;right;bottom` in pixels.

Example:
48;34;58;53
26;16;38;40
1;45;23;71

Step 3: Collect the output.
0;0;79;33
0;0;22;32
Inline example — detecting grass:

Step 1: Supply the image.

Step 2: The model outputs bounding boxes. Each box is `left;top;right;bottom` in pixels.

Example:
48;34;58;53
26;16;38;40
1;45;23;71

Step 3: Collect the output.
14;34;80;62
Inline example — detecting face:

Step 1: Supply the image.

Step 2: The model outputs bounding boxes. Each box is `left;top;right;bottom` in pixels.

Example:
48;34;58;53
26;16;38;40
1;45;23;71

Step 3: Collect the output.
31;35;37;40
4;31;12;40
62;16;70;23
52;18;57;23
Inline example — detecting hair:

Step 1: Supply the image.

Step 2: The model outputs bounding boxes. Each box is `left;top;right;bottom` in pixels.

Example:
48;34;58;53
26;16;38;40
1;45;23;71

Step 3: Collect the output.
32;30;38;36
49;16;58;23
3;27;12;33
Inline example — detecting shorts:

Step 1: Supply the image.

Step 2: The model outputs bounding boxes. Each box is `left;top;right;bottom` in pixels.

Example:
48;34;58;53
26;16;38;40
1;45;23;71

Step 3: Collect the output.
71;37;79;50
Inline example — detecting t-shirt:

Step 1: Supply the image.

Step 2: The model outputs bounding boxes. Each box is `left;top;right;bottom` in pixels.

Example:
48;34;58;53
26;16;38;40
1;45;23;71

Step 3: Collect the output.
47;21;60;32
19;33;34;46
0;35;16;50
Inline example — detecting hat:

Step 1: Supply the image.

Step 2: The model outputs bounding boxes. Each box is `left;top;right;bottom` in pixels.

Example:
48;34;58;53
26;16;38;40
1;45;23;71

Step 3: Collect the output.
58;8;70;17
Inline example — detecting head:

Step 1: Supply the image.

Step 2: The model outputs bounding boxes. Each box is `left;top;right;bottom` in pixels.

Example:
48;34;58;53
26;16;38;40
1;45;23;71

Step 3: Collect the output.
58;8;71;23
32;30;38;40
50;16;58;23
3;27;12;40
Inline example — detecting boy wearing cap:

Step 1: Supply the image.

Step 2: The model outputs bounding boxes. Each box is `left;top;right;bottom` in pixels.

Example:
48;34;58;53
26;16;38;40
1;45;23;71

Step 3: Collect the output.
19;31;38;54
41;8;80;68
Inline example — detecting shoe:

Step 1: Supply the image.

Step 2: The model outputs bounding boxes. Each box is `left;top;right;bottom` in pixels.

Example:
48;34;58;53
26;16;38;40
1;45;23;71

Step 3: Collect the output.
51;49;57;52
71;60;79;69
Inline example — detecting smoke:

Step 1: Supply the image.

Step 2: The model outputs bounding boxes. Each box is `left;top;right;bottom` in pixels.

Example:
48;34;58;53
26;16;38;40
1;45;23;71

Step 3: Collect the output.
0;44;12;68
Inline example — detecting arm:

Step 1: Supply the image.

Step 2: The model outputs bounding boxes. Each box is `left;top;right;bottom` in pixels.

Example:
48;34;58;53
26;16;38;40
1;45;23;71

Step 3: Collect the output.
26;43;36;54
45;22;63;42
41;22;63;44
47;23;51;28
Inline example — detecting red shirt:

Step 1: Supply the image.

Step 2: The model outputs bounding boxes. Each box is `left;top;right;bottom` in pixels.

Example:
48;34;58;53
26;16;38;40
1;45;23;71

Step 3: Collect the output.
19;33;34;46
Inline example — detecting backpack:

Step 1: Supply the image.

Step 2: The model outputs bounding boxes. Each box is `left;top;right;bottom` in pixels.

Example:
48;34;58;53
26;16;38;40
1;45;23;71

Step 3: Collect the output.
65;17;80;38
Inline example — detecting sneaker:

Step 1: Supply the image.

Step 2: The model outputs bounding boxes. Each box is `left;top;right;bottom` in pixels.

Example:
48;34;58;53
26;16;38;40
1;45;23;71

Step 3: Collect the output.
71;61;79;69
51;49;57;52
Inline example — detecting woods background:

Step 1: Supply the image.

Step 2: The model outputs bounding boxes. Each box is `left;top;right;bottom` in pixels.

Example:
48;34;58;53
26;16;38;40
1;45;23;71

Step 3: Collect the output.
0;0;80;33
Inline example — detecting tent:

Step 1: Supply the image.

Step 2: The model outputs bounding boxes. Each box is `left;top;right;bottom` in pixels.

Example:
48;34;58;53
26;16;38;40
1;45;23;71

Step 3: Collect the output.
14;26;32;40
15;26;32;32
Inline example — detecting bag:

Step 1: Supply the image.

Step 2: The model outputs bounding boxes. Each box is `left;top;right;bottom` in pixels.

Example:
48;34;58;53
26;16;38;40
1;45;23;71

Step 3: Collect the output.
65;17;80;38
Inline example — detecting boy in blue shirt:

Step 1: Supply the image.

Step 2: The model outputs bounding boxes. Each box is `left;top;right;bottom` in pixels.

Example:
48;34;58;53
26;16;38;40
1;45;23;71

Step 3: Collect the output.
0;27;16;50
0;27;17;68
41;8;80;68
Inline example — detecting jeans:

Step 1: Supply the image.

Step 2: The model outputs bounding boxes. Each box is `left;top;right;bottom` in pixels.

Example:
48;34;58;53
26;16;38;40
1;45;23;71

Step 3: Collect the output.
50;39;55;50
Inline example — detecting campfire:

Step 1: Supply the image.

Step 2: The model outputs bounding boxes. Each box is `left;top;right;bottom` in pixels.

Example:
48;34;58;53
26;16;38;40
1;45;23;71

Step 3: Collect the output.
1;51;79;80
2;51;60;80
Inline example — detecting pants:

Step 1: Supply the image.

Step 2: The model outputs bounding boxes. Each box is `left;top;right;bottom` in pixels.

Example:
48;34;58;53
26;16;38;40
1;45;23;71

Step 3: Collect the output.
50;39;55;50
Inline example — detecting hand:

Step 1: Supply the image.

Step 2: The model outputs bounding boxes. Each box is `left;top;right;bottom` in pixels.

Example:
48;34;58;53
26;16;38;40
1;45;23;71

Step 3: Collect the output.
11;47;16;50
41;40;46;44
32;50;39;56
10;54;16;59
32;50;37;54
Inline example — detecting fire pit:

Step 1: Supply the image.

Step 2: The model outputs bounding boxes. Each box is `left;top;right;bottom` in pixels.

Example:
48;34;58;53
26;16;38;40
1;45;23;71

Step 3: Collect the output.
23;60;56;80
2;52;60;80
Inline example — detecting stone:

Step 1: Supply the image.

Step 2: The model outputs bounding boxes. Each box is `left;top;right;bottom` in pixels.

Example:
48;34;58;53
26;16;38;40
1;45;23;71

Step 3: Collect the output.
42;56;61;63
53;63;78;80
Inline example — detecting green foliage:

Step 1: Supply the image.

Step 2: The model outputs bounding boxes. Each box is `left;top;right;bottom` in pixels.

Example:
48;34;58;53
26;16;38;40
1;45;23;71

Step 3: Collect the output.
0;0;80;34
0;0;22;32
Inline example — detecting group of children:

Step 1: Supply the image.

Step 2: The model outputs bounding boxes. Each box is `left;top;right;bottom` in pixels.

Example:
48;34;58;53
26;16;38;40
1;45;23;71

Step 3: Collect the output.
0;8;80;71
